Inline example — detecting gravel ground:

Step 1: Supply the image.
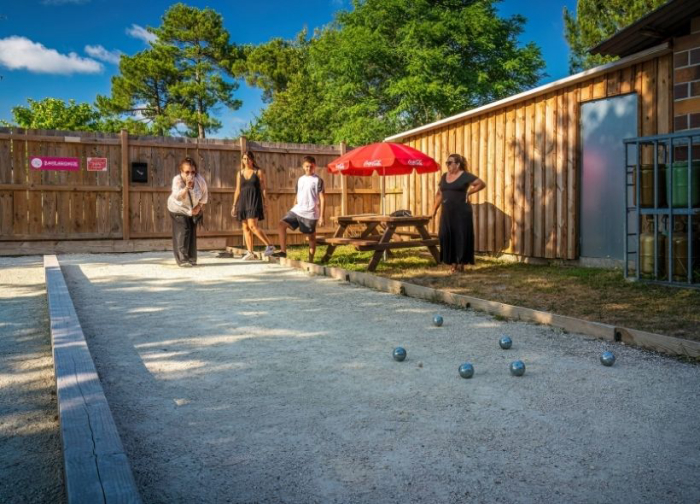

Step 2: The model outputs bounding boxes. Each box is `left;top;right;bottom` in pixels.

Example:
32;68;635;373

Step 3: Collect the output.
54;252;700;504
0;257;65;504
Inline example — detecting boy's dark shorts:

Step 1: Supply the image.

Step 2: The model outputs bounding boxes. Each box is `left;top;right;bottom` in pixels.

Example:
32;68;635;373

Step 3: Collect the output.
281;211;318;234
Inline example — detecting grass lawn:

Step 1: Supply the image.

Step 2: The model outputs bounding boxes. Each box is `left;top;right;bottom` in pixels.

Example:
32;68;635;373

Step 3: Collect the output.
284;245;700;342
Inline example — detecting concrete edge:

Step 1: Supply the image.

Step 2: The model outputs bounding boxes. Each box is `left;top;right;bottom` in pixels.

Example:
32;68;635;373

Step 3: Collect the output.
44;255;143;504
1;238;228;256
227;246;700;360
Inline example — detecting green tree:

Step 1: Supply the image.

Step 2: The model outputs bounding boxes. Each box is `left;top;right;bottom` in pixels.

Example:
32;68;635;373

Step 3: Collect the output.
0;97;151;134
97;116;152;135
96;45;181;136
151;3;243;138
564;0;667;73
243;0;545;145
234;30;309;103
1;98;100;131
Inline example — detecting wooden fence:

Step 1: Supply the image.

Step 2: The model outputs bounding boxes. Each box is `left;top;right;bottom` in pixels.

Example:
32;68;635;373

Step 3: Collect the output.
0;128;410;247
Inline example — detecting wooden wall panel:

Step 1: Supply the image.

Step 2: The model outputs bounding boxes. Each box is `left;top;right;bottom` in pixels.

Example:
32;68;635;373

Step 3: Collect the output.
504;108;515;253
544;94;557;258
478;116;488;251
398;53;672;260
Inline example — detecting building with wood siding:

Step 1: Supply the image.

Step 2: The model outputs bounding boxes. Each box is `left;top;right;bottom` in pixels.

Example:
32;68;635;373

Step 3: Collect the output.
385;0;700;262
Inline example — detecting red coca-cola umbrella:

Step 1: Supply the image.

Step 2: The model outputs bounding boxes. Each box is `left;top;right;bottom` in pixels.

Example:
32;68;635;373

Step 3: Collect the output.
327;142;438;176
327;142;439;213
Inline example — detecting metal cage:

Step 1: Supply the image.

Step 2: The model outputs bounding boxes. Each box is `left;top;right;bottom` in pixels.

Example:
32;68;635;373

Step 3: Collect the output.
623;130;700;288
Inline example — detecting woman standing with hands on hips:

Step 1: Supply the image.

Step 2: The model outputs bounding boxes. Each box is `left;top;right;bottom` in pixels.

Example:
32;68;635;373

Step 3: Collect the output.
232;151;275;260
167;156;208;267
431;154;486;274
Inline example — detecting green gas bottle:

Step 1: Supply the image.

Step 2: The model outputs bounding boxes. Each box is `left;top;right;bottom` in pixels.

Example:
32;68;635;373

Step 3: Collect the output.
667;160;700;208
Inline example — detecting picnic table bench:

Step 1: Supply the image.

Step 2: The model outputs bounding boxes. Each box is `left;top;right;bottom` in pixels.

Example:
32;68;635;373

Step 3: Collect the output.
317;214;440;271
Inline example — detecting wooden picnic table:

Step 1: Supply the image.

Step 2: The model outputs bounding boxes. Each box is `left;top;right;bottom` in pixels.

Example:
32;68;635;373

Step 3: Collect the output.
318;214;440;271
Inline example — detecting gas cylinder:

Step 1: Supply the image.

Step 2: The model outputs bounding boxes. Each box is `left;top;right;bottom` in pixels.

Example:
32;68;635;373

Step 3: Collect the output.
640;232;666;277
667;161;700;208
640;163;667;207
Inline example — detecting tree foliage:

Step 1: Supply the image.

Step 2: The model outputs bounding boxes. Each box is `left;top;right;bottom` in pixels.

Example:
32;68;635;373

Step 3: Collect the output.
96;3;244;138
563;0;667;73
241;0;545;145
150;3;243;137
234;31;309;104
96;45;180;136
0;97;150;134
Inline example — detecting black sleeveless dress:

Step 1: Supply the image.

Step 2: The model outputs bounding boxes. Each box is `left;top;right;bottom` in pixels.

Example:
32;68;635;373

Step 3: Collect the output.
235;169;264;221
439;171;477;265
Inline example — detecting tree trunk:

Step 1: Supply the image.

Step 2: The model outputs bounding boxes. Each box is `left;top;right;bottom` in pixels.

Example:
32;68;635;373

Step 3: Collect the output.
195;66;205;139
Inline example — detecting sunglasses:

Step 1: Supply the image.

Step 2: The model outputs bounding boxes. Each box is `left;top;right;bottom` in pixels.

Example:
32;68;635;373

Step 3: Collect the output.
446;160;458;166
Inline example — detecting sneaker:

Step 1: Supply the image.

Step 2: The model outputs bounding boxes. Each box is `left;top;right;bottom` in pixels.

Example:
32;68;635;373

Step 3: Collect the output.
263;245;275;257
242;252;256;261
178;262;192;268
271;251;287;258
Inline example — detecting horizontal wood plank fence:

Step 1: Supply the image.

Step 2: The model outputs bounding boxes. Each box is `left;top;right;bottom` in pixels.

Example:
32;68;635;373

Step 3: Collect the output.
0;129;396;247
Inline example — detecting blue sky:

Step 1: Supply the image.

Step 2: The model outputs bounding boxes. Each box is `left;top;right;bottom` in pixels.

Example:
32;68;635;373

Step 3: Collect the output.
0;0;577;138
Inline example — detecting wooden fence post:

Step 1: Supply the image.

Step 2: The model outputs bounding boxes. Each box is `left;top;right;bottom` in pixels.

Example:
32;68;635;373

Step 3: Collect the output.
240;135;247;155
340;141;348;215
120;129;130;241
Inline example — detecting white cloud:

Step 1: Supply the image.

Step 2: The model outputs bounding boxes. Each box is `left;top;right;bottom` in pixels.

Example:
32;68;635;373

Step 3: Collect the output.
0;36;102;74
126;24;157;44
42;0;91;5
85;45;122;64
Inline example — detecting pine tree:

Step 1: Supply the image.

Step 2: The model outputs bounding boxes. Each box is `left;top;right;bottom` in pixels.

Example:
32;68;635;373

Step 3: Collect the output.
96;45;180;136
151;3;243;138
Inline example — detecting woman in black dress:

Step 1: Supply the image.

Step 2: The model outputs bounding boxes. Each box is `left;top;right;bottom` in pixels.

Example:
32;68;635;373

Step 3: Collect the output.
431;154;486;273
232;151;274;260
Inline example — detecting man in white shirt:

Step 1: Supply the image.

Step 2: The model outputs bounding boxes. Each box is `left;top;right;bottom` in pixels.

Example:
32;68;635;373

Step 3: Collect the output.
273;156;325;262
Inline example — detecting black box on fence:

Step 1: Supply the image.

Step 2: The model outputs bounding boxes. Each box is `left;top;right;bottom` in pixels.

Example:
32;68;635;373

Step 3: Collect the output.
131;162;148;183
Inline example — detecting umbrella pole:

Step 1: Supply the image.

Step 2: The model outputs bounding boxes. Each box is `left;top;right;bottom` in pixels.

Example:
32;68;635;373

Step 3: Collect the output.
381;168;386;215
382;167;387;261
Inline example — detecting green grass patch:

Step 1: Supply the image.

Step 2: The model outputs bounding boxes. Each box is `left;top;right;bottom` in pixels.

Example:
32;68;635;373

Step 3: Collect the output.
284;244;700;341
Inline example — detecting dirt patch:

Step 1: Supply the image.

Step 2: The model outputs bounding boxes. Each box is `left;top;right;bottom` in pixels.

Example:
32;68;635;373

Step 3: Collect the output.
0;257;65;504
286;246;700;341
56;251;700;504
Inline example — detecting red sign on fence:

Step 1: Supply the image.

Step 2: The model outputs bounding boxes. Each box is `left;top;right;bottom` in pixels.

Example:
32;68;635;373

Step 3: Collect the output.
87;157;108;172
30;156;80;171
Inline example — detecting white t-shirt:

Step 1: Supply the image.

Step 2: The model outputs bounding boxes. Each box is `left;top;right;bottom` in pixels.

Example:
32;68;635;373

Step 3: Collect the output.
167;174;208;216
290;174;325;220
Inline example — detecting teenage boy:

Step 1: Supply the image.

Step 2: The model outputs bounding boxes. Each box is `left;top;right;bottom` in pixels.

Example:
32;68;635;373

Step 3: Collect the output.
273;156;325;262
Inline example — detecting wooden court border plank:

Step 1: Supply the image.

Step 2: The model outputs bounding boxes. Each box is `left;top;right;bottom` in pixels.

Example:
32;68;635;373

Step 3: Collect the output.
227;247;700;360
44;255;142;504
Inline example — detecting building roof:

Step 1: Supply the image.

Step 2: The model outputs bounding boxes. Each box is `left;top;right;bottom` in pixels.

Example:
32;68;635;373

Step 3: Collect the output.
385;43;669;143
589;0;700;57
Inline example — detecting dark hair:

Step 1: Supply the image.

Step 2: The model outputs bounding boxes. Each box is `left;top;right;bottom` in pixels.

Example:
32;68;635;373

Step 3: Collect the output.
448;154;467;171
180;156;198;172
241;150;260;170
302;155;316;165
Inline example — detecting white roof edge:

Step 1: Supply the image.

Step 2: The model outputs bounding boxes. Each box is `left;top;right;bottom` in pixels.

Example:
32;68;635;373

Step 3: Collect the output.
385;42;670;142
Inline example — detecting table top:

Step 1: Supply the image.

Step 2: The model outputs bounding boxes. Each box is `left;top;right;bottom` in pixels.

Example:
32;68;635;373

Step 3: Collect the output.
334;214;432;224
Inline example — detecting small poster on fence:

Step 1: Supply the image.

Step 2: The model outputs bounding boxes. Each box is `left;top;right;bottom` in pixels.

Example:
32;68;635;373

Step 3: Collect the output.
30;156;80;171
87;157;108;172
